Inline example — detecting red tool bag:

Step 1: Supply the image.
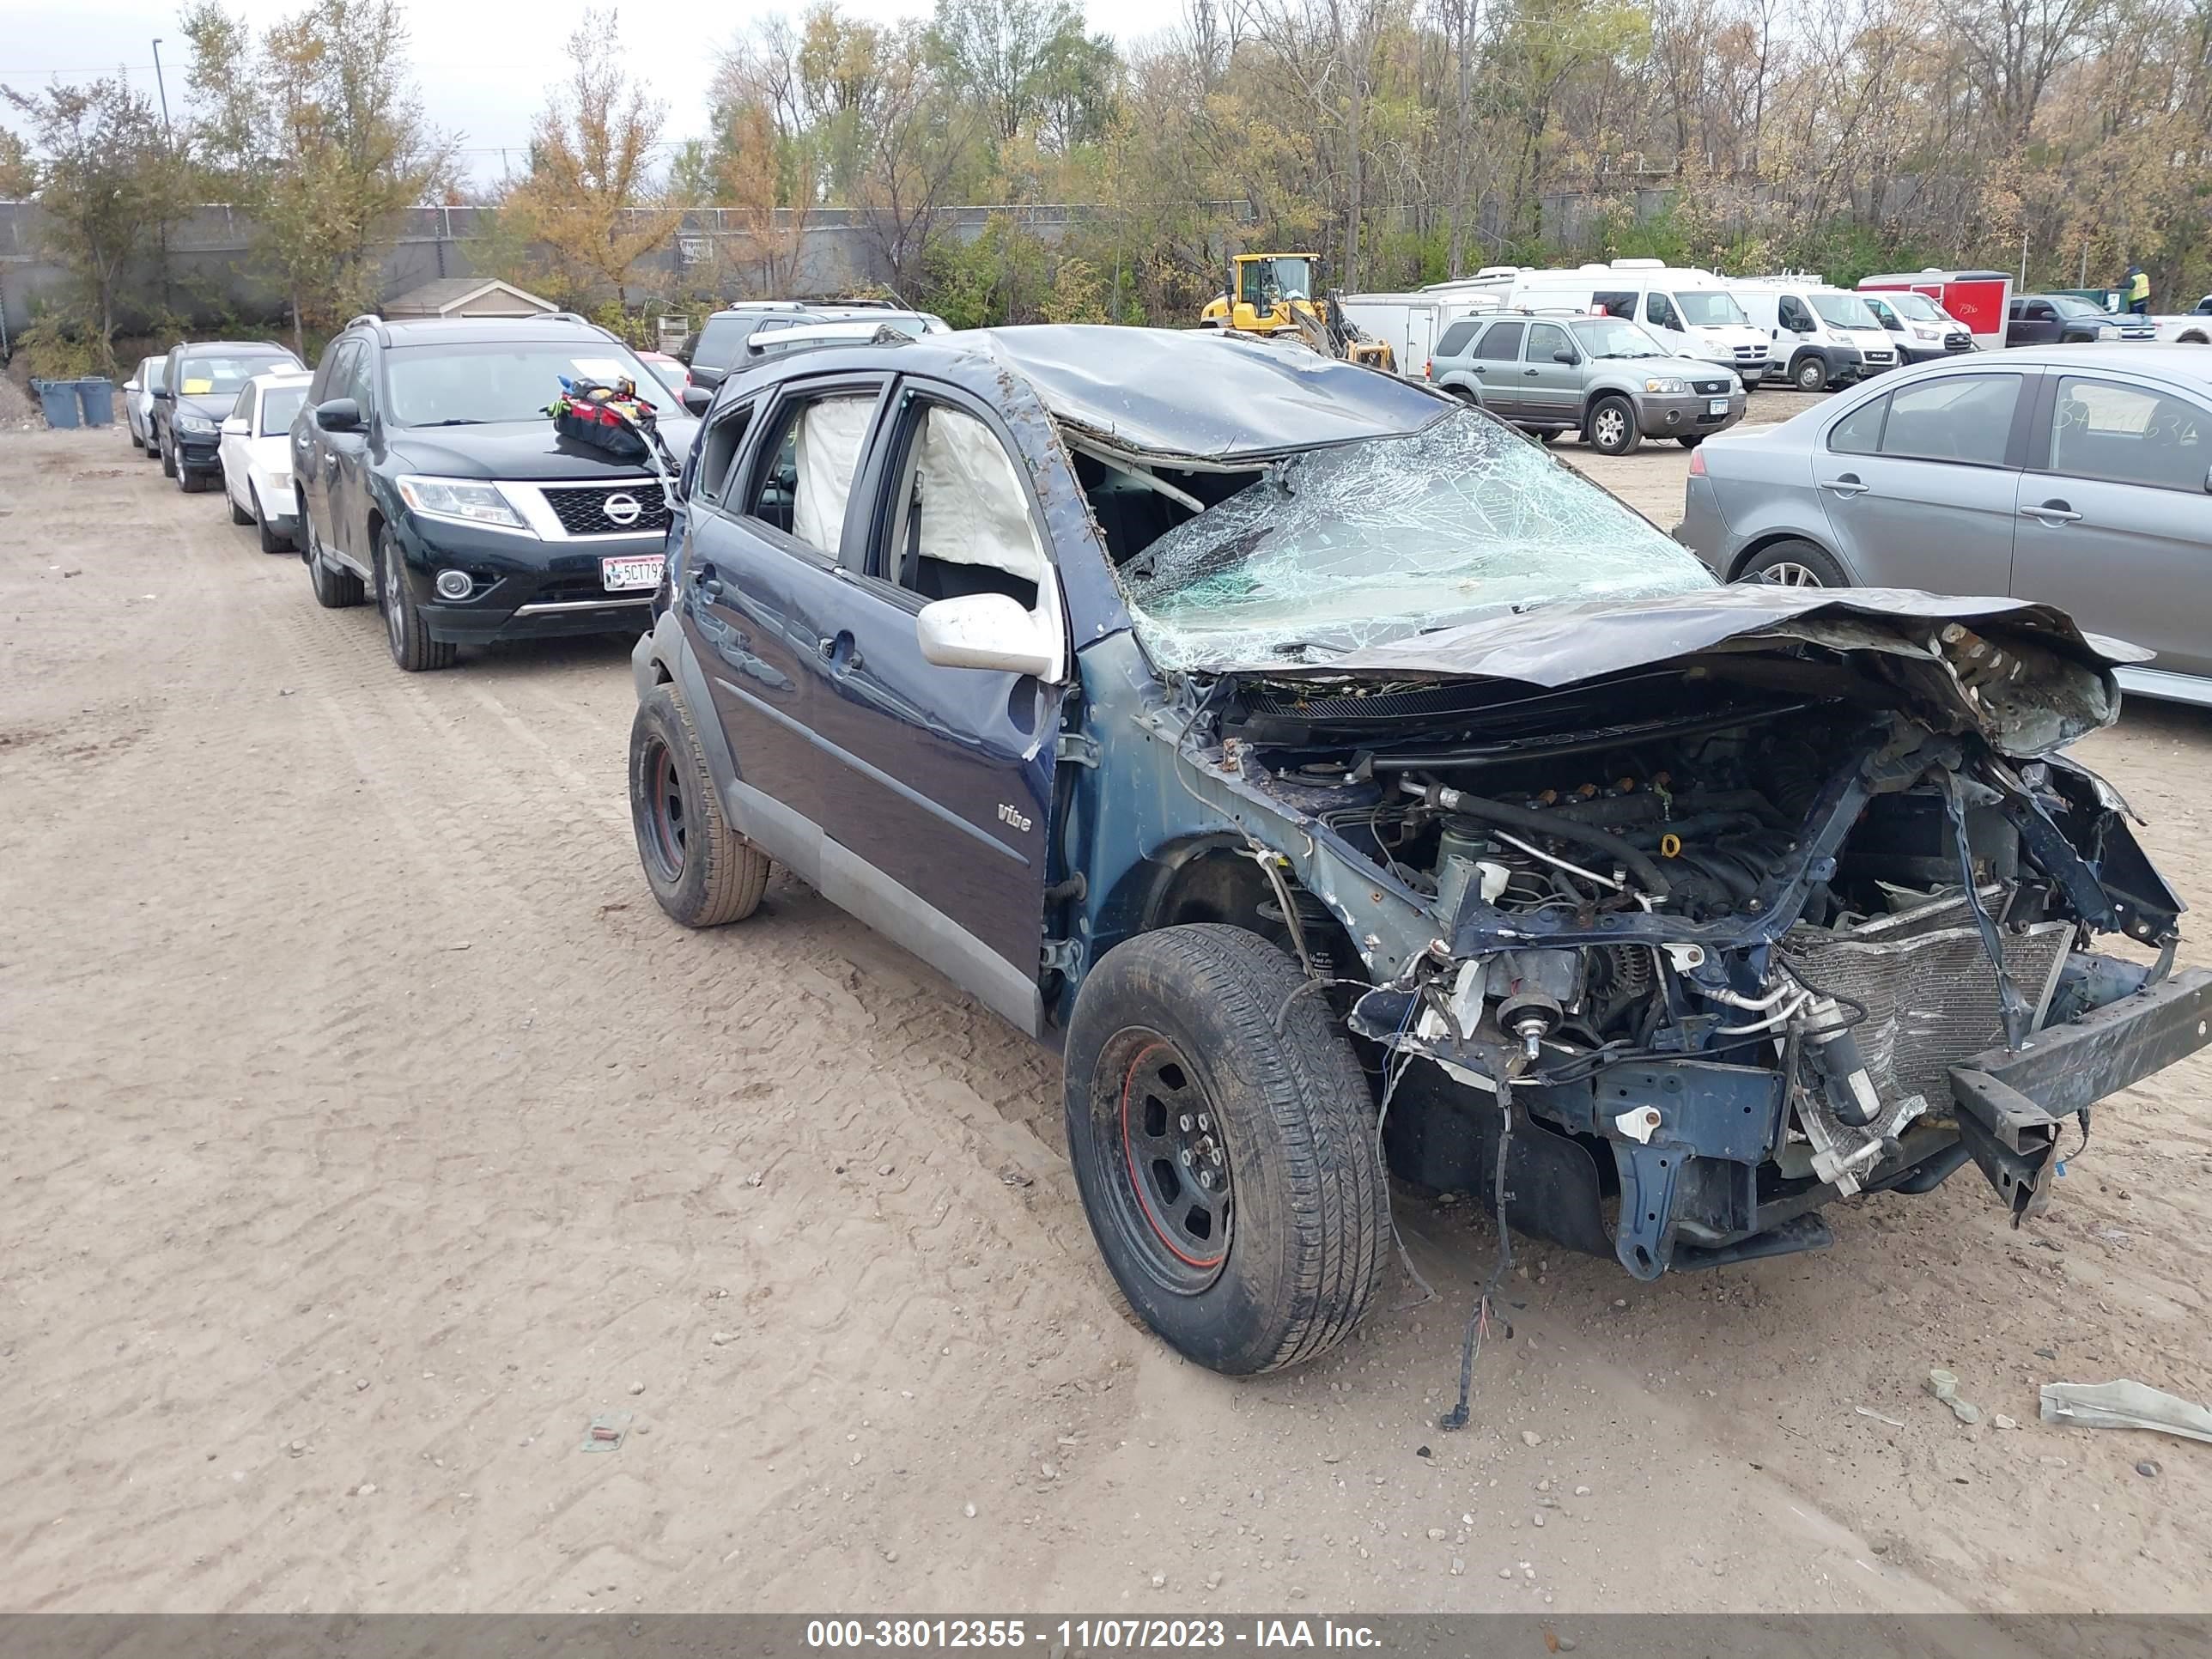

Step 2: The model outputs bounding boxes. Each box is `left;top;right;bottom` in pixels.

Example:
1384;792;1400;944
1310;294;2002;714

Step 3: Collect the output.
547;376;658;461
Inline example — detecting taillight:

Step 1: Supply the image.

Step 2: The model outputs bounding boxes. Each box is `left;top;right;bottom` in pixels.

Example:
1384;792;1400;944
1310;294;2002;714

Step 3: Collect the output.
1688;448;1707;477
1424;359;1433;380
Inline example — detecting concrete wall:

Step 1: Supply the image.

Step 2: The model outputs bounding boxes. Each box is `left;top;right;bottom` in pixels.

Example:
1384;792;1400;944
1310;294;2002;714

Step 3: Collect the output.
0;200;1247;343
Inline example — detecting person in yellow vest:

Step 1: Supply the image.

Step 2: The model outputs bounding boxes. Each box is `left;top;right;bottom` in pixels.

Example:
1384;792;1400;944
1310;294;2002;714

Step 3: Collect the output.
2127;264;2151;315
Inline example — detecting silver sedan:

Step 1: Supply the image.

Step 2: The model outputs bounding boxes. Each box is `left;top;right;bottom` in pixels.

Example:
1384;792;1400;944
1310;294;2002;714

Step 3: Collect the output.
1675;344;2212;705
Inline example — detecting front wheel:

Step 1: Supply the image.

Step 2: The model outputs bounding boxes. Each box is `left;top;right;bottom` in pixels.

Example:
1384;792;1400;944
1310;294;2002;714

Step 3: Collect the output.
159;430;177;478
1584;394;1641;456
1677;434;1705;448
629;682;771;927
1792;356;1830;392
306;515;365;607
254;487;289;554
229;486;253;525
1064;925;1389;1376
1738;538;1848;588
379;535;455;672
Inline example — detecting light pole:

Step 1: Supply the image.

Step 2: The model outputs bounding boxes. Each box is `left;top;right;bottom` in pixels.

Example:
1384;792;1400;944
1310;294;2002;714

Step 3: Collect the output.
151;38;173;143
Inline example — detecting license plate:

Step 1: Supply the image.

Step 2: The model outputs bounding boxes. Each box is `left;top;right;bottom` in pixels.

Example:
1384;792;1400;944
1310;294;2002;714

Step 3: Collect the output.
1708;398;1730;416
601;554;664;592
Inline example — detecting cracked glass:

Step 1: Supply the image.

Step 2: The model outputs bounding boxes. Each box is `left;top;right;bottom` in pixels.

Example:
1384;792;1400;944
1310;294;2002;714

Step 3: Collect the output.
1121;408;1717;670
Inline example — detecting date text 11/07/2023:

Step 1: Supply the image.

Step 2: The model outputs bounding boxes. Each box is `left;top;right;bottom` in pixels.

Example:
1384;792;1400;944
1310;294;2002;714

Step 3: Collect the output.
804;1619;1384;1650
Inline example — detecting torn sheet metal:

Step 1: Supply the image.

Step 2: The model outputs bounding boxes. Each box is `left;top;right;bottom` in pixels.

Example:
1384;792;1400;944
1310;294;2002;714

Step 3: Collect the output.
1124;410;1714;671
2040;1380;2212;1444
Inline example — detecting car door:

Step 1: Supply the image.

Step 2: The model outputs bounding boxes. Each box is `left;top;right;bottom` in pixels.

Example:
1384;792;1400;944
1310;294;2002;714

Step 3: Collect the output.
330;342;382;565
1465;321;1528;416
1809;369;2032;595
2008;372;2212;678
297;339;355;553
2011;300;2060;347
674;372;891;861
220;383;256;510
800;376;1067;1036
1518;322;1582;422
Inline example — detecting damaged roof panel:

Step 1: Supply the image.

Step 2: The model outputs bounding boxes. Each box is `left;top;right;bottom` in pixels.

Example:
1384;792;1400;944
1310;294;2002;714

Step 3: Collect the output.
970;325;1451;461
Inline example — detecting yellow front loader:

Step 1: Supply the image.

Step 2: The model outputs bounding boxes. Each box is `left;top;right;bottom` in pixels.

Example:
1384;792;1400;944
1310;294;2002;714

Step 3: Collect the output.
1199;252;1396;372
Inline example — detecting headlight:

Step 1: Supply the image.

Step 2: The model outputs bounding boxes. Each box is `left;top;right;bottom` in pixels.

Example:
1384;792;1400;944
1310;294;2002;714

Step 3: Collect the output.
1644;377;1689;395
1911;325;1939;339
176;413;216;434
396;475;532;533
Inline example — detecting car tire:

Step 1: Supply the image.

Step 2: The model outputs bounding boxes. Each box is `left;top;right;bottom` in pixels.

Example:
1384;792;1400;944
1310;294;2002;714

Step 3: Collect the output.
1791;356;1829;392
159;429;177;478
1678;434;1705;448
1738;538;1849;588
254;488;289;554
629;682;771;928
128;428;143;453
377;533;455;672
2180;331;2209;345
1063;924;1389;1376
1532;428;1559;445
306;519;365;608
179;466;209;494
229;487;253;525
1585;395;1641;456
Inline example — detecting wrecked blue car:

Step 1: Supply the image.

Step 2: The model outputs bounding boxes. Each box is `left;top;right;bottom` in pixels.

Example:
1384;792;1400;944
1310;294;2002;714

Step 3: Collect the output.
629;325;2210;1376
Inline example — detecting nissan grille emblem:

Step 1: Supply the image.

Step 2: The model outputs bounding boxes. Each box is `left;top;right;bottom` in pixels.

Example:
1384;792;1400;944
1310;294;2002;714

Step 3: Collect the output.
602;492;643;528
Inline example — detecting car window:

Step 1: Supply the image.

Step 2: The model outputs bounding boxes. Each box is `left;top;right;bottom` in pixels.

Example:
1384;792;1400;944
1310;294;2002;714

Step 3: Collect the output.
690;313;762;370
1778;296;1815;332
231;385;256;422
309;338;351;403
177;353;289;398
382;342;655;426
882;402;1046;615
341;343;375;413
1592;290;1636;319
745;391;877;554
1525;323;1571;363
144;358;167;391
1878;374;2021;466
692;399;756;507
2050;377;2209;492
1435;319;1482;358
260;385;307;436
1827;394;1887;455
1644;293;1679;330
1473;323;1525;361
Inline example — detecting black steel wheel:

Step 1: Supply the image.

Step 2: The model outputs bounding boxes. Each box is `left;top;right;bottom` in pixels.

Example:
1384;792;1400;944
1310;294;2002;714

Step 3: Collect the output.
1065;924;1388;1375
629;681;770;927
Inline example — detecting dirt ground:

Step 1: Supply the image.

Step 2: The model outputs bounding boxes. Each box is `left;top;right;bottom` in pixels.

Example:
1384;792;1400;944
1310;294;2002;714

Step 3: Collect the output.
4;404;2211;1619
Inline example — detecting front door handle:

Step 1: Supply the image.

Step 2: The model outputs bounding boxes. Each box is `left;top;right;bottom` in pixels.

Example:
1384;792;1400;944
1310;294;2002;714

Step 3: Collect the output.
818;631;861;672
693;565;725;599
1821;474;1869;497
2021;501;2082;525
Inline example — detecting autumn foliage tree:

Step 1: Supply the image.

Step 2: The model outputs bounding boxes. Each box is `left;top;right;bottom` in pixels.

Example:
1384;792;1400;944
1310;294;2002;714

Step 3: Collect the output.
183;0;452;351
500;10;685;307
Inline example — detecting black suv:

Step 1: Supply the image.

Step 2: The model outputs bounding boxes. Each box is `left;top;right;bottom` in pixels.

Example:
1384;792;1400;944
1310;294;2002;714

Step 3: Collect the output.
684;301;948;390
292;313;696;672
153;338;303;492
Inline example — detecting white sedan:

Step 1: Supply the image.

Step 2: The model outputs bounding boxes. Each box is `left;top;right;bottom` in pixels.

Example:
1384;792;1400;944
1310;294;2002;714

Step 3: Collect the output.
218;369;314;552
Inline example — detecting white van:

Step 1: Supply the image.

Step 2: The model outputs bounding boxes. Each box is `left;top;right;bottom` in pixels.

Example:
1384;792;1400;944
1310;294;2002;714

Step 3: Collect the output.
1439;261;1771;387
1726;277;1898;392
1335;291;1502;378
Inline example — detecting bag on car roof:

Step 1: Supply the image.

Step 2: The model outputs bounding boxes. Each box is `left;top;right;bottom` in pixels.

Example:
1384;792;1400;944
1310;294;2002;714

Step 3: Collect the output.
547;375;656;461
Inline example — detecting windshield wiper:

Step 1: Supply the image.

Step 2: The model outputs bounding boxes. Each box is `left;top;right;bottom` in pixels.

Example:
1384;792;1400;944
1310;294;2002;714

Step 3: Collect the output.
411;417;489;428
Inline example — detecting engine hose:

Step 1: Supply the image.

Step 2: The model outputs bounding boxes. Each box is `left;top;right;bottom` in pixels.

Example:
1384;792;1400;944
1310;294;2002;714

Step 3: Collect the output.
1401;778;1672;900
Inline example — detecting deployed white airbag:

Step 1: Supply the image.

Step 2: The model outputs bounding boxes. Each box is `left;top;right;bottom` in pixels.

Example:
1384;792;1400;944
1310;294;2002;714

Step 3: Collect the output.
915;408;1045;583
793;395;876;554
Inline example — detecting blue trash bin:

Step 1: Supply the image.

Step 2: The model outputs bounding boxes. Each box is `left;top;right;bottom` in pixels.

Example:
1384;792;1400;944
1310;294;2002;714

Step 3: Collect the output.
75;377;116;426
33;379;83;429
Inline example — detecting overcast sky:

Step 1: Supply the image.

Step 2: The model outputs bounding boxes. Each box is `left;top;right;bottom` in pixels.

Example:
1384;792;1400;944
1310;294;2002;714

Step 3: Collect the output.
2;0;1188;185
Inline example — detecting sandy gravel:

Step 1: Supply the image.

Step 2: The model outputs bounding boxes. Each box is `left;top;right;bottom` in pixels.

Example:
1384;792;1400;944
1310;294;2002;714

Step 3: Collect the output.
3;419;2210;1617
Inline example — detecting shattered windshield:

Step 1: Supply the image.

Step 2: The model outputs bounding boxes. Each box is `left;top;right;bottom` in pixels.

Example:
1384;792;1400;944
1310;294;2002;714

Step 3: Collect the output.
1121;408;1717;670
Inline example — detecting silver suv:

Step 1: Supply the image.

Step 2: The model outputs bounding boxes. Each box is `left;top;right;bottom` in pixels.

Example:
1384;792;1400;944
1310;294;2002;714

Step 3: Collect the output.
1427;312;1747;454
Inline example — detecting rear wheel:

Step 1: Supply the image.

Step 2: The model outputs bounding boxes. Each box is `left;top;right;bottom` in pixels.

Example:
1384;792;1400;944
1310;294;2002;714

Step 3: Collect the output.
306;517;365;608
1532;428;1560;445
378;533;455;672
1738;538;1848;588
1792;356;1830;392
629;682;771;927
1585;394;1641;456
1678;434;1705;448
1064;924;1389;1376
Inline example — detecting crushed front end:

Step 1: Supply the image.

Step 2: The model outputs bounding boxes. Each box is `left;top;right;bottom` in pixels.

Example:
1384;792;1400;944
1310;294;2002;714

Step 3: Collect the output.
1152;599;2210;1280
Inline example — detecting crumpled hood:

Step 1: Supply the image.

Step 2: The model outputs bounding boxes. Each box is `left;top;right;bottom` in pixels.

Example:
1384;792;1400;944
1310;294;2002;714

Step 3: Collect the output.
1213;586;2148;757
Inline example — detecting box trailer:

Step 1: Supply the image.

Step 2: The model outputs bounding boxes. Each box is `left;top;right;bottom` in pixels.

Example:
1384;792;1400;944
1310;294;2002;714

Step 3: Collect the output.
1336;292;1500;376
1857;270;2011;351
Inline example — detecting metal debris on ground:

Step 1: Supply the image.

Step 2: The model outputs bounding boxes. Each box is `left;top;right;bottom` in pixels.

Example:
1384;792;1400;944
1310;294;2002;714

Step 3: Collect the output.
1856;1406;1907;1427
2040;1380;2212;1444
580;1411;633;1452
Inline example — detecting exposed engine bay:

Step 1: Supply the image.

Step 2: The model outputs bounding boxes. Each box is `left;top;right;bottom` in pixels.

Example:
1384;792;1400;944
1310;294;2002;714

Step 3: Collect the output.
1145;614;2212;1281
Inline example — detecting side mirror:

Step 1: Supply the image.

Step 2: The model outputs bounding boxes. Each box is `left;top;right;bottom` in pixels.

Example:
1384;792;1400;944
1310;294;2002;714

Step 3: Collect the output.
1553;349;1577;365
915;592;1060;680
152;386;173;401
221;416;248;435
681;385;714;416
314;397;362;433
124;380;141;394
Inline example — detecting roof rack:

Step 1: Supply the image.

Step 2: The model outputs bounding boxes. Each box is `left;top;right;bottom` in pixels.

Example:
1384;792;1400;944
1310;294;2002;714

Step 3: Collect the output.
343;313;381;330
